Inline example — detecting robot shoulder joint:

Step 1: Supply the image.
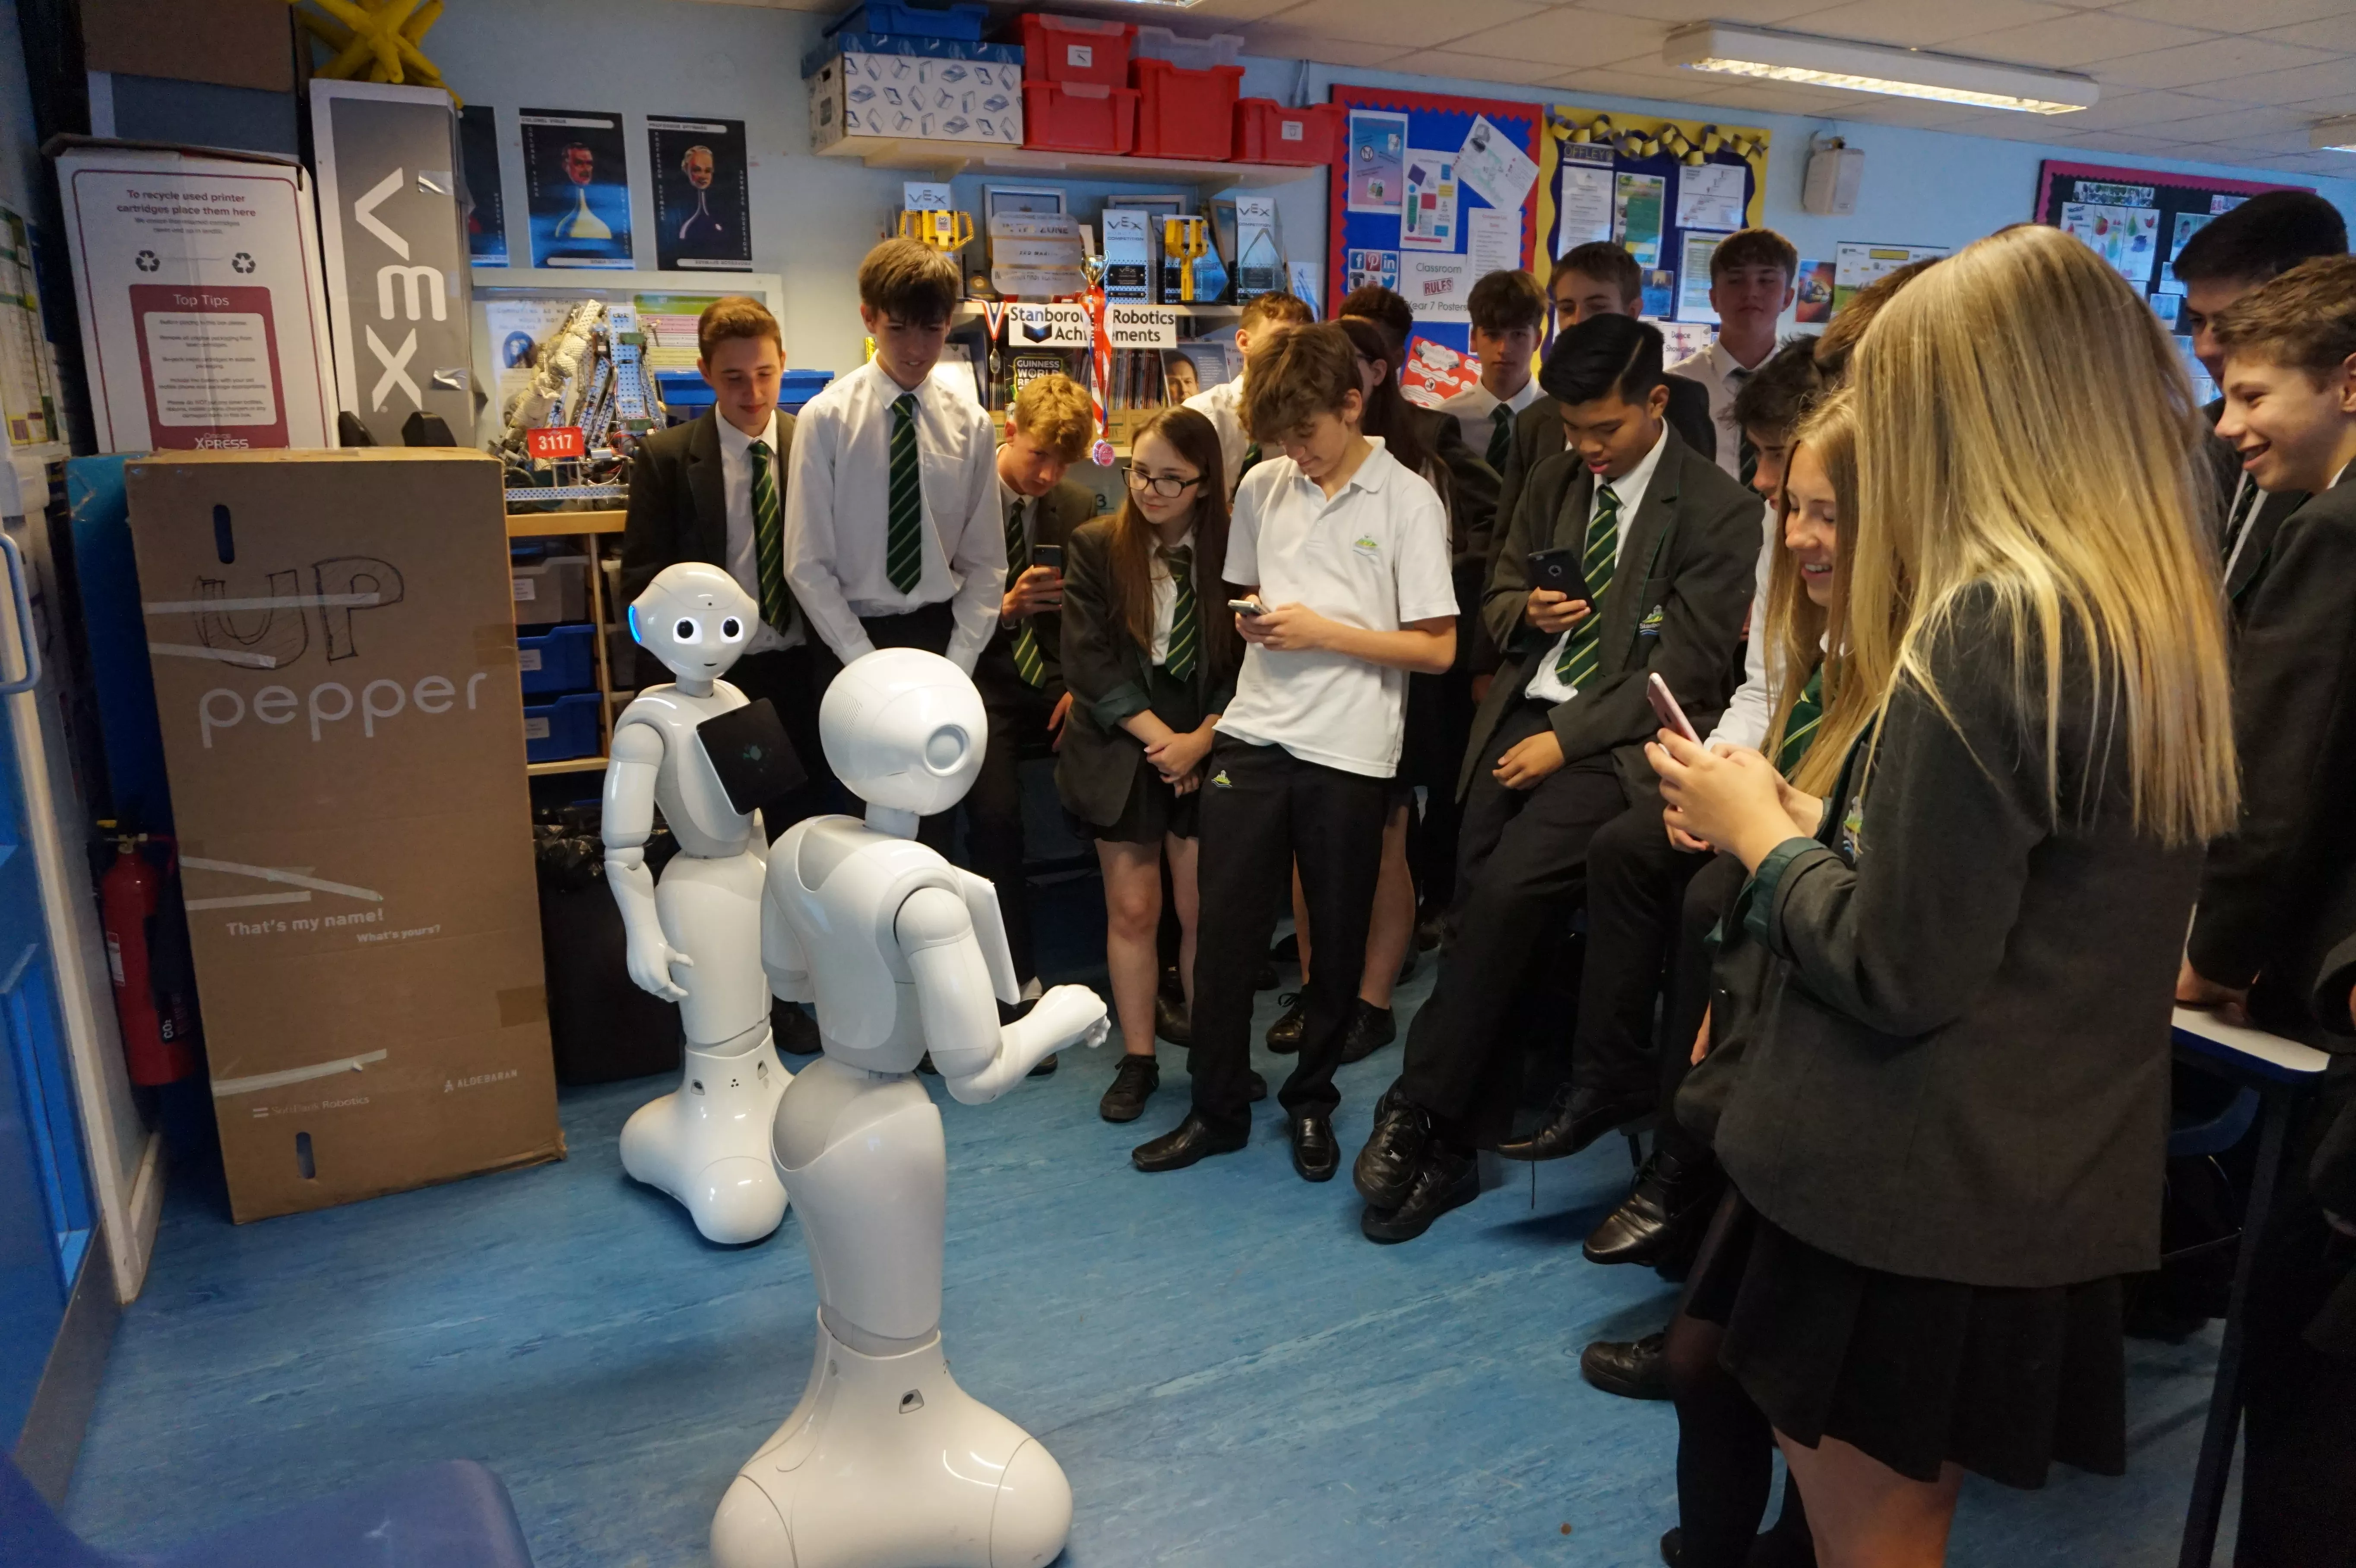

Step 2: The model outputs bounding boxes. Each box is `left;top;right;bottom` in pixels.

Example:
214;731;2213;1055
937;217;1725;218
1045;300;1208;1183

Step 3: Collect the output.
893;882;973;953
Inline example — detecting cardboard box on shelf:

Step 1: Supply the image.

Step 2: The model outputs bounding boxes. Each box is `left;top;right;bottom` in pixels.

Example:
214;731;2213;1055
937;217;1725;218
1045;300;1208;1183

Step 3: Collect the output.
807;35;1025;148
126;449;561;1223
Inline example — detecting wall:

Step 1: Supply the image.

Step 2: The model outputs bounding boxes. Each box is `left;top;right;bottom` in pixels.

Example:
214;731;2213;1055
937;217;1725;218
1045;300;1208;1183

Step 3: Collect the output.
423;0;2356;376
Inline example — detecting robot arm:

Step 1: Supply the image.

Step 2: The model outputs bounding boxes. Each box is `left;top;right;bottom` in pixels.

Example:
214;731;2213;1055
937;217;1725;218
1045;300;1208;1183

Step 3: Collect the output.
897;886;1107;1105
761;868;814;1003
954;866;1021;1006
603;721;693;1003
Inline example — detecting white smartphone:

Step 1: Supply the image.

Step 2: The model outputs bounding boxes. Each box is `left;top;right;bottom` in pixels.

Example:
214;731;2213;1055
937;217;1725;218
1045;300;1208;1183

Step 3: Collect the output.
1647;672;1700;744
1228;598;1267;618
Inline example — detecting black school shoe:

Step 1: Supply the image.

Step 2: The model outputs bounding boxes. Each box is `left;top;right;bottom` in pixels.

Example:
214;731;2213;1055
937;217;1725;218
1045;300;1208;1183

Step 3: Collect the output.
1099;1055;1159;1122
1265;991;1306;1053
1579;1332;1670;1401
1337;1000;1396;1064
1132;1111;1248;1172
1290;1114;1338;1182
1360;1146;1478;1242
1154;992;1192;1046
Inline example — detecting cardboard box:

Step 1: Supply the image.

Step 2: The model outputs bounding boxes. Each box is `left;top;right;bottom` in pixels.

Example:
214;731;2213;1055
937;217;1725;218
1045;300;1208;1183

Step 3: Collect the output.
808;38;1024;149
81;0;296;92
56;142;339;454
127;449;561;1223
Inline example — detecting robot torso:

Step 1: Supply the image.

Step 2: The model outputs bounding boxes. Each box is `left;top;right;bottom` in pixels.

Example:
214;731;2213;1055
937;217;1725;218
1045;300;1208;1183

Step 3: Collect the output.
616;682;759;858
770;816;964;1072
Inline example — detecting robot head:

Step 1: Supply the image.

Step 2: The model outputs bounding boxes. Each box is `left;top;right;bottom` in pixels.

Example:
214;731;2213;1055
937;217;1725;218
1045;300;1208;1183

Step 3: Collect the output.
630;563;756;684
819;648;986;817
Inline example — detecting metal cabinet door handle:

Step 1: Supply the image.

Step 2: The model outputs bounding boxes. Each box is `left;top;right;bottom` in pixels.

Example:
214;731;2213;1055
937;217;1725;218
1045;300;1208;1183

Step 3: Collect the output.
0;529;41;695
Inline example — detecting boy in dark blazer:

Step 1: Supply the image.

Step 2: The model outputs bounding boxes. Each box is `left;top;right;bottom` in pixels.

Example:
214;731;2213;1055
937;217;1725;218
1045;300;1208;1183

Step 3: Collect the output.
1353;314;1761;1242
969;373;1099;1002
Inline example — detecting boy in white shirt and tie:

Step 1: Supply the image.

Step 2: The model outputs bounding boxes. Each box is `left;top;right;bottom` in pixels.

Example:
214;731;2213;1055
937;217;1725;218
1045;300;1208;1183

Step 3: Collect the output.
1441;270;1546;472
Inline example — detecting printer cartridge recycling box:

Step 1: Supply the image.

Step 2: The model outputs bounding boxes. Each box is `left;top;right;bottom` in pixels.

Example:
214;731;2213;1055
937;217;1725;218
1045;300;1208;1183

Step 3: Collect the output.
126;449;562;1222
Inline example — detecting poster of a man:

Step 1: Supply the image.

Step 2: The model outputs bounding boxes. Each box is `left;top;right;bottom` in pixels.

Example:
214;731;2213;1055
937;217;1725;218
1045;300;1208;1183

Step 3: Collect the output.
649;116;753;272
521;108;633;268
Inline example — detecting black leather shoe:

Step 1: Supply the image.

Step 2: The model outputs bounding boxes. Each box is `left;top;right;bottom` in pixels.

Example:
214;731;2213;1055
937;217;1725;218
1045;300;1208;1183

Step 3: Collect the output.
1579;1332;1670;1401
1584;1150;1720;1267
1291;1114;1338;1182
1659;1527;1684;1568
1497;1084;1655;1162
1265;991;1306;1053
1099;1055;1159;1123
1154;992;1192;1046
1132;1112;1247;1172
1029;1053;1058;1078
1360;1148;1477;1242
1337;1000;1396;1064
1254;962;1278;992
1353;1085;1431;1208
774;1002;822;1056
1248;1069;1267;1103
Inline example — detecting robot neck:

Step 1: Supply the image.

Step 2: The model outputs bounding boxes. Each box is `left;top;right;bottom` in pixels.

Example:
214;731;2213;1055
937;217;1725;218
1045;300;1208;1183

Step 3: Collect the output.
864;801;920;840
672;674;717;699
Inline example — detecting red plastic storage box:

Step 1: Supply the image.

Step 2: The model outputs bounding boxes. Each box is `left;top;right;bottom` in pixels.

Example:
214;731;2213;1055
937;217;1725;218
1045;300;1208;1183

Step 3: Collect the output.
1022;79;1138;153
1235;99;1346;166
1016;13;1133;88
1132;59;1243;161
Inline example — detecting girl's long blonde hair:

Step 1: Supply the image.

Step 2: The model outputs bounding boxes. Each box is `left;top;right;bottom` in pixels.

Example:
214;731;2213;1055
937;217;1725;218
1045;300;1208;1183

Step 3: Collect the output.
1763;391;1868;798
1844;223;2237;844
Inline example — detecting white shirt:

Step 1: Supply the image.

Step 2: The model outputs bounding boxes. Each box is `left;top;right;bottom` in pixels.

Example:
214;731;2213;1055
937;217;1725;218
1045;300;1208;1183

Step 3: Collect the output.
1439;376;1542;462
782;358;1004;672
1217;438;1457;778
1667;337;1766;485
1148;526;1194;666
1525;424;1668;705
1183;378;1251;499
717;410;801;654
1704;501;1783;752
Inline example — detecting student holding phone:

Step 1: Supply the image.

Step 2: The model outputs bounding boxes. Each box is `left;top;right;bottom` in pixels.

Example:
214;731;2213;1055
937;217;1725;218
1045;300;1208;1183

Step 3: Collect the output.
969;373;1099;1022
1058;407;1241;1125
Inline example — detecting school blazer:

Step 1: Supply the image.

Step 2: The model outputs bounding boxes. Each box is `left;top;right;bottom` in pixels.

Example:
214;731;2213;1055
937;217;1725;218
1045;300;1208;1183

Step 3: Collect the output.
1715;590;2202;1287
975;477;1096;706
1488;375;1716;600
2189;478;2356;1012
1054;517;1237;826
621;410;802;685
1459;426;1760;800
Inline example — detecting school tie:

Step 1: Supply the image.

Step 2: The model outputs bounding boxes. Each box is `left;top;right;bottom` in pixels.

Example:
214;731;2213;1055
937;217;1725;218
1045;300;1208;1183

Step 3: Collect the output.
1776;664;1824;775
886;392;923;593
749;438;790;634
1553;480;1620;690
2221;474;2262;567
1487;403;1514;470
1727;366;1758;488
1162;544;1197;680
1004;496;1047;688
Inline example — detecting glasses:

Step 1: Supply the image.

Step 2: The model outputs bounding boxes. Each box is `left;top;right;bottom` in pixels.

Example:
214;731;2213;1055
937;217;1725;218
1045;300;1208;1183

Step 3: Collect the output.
1126;468;1201;499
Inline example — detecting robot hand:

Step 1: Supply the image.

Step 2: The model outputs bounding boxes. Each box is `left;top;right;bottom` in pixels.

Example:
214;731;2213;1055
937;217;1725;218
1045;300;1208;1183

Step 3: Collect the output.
939;984;1108;1106
627;933;695;1003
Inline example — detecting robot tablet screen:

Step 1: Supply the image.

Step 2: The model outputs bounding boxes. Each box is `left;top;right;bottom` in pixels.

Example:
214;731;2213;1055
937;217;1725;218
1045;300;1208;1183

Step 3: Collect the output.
697;699;807;815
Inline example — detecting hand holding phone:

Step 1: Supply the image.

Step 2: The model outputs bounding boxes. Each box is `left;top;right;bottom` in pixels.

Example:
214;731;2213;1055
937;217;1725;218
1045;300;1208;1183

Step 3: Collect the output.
1030;543;1064;573
1228;597;1267;618
1647;673;1700;744
1526;545;1592;604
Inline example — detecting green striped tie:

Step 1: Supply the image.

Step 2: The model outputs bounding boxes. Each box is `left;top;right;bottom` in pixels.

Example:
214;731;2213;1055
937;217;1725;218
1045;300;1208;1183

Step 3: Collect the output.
750;439;790;633
1162;544;1197;680
1004;496;1046;687
1487;403;1513;469
1776;663;1824;775
1553;481;1621;689
1729;367;1758;489
886;392;923;593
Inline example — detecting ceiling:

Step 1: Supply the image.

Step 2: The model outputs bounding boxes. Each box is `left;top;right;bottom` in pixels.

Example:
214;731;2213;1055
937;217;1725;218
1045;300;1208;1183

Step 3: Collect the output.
739;0;2356;179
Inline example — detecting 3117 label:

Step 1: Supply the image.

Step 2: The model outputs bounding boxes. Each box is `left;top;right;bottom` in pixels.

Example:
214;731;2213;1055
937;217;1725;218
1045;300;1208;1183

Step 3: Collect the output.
527;426;586;460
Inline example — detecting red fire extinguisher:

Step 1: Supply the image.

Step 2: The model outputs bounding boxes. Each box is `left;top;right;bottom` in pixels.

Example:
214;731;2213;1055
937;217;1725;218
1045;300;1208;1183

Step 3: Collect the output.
100;831;200;1086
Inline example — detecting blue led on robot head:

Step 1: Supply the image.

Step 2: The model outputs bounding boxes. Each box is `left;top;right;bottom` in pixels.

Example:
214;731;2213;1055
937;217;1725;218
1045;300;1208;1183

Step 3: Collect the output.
628;604;641;644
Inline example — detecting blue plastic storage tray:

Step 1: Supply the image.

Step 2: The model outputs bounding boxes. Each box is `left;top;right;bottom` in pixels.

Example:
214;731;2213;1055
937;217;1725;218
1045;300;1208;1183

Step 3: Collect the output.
826;1;988;41
518;623;595;695
523;692;602;763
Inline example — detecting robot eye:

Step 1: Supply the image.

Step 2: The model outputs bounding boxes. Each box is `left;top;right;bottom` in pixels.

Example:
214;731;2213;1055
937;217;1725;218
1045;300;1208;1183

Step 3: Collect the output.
673;617;702;644
720;616;745;641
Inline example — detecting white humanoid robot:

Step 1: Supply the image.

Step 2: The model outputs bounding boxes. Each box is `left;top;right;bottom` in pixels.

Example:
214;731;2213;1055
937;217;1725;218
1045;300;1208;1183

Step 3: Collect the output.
711;649;1109;1568
603;563;791;1245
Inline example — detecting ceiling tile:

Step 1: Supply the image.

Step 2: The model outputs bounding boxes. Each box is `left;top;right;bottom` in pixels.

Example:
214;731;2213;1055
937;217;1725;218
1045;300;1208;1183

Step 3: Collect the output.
1820;96;2002;129
2041;89;2224;130
1571;0;1824;21
1408;49;1590;87
2091;32;2340;91
2060;130;2202;155
1546;64;1727;104
1231;25;1409;66
1680;79;1861;114
2140;103;2314;141
2258;14;2356;51
1962;12;2213;68
2110;0;2350;26
2176;58;2356;109
1780;0;2074;48
1252;0;1550;50
2203;127;2336;154
1443;9;1666;65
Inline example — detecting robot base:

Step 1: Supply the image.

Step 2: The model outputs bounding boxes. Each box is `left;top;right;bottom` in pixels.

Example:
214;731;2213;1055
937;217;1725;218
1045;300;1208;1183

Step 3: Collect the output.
712;1312;1073;1568
620;1034;791;1244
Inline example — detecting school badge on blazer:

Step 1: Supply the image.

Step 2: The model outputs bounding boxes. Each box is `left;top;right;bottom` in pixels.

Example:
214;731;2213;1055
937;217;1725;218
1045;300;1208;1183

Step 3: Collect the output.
1639;606;1666;637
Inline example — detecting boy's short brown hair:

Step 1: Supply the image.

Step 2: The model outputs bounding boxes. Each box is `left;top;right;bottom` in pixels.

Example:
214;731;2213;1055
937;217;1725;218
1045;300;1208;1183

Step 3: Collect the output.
1468;269;1546;335
1552;243;1641;310
1710;227;1799;285
697;296;783;363
1242;322;1360;442
1009;373;1094;462
1813;256;1940;386
1241;288;1316;334
858;237;961;326
2213;254;2356;382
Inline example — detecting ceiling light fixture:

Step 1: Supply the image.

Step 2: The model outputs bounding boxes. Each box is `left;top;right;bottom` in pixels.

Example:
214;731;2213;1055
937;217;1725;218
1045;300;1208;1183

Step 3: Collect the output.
2313;116;2356;153
1663;23;2099;116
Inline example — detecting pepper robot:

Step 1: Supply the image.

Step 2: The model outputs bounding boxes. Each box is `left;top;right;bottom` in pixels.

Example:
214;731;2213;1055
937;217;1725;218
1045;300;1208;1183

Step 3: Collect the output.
603;563;791;1245
711;648;1108;1568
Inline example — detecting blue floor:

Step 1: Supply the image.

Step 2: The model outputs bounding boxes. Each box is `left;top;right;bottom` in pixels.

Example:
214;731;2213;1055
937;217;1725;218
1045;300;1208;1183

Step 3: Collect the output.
66;881;2231;1565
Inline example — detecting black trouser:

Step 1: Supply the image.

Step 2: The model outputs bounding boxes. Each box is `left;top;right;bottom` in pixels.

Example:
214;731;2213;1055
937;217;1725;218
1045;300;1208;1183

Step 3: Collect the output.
969;644;1054;985
1658;853;1746;1168
725;643;839;841
812;602;960;856
1190;736;1387;1138
1571;796;1710;1103
1398;702;1632;1146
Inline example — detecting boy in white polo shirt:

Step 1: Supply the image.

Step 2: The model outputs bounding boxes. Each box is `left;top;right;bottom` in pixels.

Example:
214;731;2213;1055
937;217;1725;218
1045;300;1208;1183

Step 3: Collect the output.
1132;323;1458;1182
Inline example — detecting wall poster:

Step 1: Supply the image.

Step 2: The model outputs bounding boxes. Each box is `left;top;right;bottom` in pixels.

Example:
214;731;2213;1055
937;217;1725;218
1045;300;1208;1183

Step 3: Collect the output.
648;115;752;272
458;105;507;266
520;108;634;269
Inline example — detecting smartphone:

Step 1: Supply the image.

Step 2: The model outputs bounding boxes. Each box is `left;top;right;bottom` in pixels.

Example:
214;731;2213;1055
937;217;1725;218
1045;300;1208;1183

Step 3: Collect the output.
1527;545;1593;604
1030;543;1064;572
1647;672;1700;744
1227;598;1267;618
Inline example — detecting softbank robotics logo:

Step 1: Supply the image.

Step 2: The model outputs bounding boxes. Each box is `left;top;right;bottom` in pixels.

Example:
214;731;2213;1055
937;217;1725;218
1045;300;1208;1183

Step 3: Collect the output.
353;168;443;411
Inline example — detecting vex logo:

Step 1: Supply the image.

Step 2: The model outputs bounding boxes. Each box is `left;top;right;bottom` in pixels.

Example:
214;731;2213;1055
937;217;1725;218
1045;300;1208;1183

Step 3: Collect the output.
352;167;444;411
